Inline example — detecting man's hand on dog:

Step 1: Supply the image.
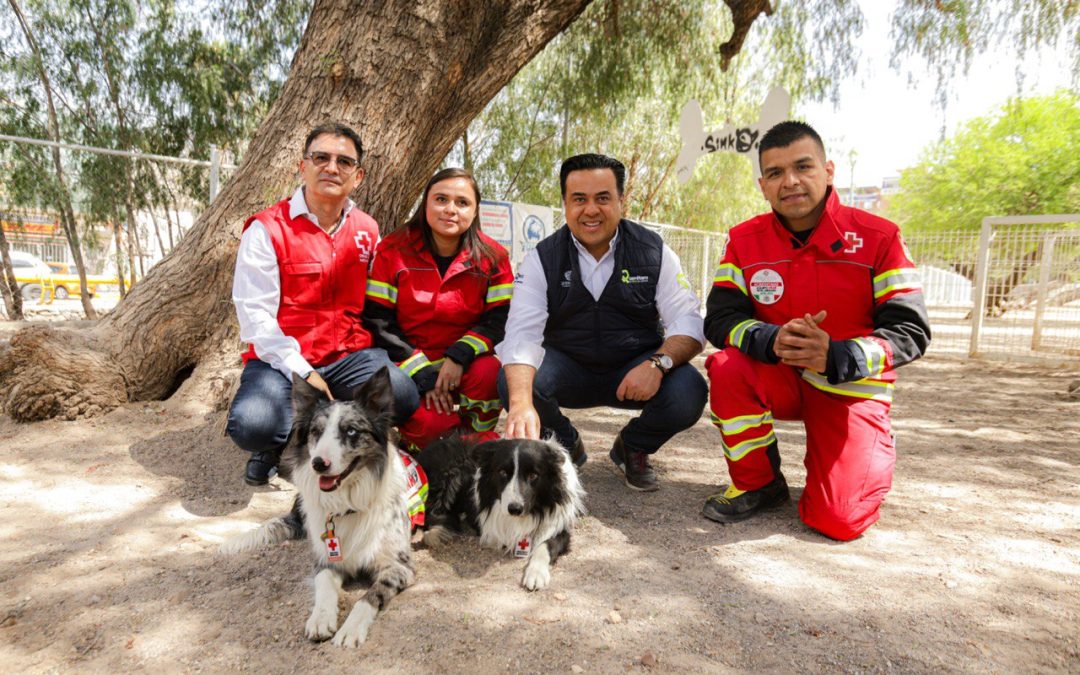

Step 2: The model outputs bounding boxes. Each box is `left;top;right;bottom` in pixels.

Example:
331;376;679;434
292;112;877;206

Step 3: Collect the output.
774;310;829;372
306;371;335;400
505;405;541;440
616;360;662;402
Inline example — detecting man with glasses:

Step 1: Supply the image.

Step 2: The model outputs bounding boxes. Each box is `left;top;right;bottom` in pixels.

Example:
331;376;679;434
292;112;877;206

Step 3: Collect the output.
227;123;419;485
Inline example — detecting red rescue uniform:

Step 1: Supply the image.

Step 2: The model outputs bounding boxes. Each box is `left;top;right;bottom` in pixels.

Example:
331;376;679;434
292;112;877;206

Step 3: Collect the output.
705;188;930;540
241;198;379;367
365;226;514;449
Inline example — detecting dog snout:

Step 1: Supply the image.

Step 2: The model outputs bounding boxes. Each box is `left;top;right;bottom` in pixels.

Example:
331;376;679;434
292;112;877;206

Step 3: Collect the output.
312;456;331;473
507;502;524;516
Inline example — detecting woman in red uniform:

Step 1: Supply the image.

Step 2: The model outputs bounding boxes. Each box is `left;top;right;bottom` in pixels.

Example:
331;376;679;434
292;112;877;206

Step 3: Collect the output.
365;168;513;450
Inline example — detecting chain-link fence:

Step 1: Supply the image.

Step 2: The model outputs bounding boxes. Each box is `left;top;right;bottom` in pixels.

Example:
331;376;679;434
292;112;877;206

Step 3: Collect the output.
1;134;237;316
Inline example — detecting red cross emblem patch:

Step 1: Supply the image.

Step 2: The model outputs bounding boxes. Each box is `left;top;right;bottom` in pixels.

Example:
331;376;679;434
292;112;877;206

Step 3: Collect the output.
843;231;863;254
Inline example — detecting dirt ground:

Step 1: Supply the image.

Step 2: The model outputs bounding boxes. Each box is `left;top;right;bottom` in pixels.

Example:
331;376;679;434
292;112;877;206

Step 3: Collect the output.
0;341;1078;673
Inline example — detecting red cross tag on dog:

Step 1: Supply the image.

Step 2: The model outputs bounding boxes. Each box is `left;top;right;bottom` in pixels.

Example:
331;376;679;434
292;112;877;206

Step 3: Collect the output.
324;535;342;562
514;536;532;558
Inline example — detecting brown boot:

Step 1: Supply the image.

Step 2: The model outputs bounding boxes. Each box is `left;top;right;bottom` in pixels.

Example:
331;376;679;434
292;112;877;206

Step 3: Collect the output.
608;435;658;492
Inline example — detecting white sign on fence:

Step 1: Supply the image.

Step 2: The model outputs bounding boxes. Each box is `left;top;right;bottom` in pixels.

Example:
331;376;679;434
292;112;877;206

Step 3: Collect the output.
676;87;791;184
479;200;553;269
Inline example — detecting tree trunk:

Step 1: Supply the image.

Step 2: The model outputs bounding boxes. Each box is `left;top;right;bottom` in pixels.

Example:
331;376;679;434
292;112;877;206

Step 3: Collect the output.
8;0;98;320
0;0;595;421
113;219;127;298
0;225;24;321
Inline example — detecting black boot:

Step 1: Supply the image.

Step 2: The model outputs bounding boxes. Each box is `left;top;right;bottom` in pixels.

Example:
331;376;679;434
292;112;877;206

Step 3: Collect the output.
701;474;789;523
244;450;280;486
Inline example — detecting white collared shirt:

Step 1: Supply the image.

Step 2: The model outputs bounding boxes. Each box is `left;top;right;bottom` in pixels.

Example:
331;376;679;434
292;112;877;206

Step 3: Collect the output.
232;187;357;379
495;225;705;369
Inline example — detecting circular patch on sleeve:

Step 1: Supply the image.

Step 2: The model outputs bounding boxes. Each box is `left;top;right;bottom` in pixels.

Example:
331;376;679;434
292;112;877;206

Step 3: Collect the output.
749;269;784;305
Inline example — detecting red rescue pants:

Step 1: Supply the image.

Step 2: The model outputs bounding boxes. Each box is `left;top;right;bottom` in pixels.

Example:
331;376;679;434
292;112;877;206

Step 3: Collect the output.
706;348;896;541
399;355;502;450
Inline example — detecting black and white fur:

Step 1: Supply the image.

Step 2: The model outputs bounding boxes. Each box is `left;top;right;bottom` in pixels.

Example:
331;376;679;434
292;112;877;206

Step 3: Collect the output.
417;434;584;591
220;368;414;648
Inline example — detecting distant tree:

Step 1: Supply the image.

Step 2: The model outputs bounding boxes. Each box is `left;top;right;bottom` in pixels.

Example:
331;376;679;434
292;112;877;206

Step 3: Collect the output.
889;92;1080;315
889;92;1080;232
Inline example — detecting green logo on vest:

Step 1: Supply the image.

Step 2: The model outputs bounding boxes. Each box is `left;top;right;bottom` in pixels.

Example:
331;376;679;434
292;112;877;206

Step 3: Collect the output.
621;268;649;284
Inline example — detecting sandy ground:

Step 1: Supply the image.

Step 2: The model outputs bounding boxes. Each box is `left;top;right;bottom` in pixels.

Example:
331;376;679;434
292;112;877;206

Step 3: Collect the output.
0;349;1078;673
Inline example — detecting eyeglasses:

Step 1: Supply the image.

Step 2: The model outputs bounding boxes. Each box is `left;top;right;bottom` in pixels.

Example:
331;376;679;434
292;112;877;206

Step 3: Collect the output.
305;151;360;173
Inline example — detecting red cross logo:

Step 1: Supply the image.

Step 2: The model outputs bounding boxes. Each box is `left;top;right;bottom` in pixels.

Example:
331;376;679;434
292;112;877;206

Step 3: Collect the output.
517;538;529;551
843;231;863;254
327;538;339;553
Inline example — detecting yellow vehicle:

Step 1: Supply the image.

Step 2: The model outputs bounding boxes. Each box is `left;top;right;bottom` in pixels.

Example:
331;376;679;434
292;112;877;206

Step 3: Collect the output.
10;251;109;301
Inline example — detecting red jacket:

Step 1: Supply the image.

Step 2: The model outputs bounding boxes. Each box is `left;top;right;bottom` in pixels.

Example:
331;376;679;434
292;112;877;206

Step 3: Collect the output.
705;188;930;400
364;225;513;379
241;198;379;367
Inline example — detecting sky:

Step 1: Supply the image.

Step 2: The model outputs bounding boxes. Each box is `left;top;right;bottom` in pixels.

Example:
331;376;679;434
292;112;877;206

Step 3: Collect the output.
800;0;1073;190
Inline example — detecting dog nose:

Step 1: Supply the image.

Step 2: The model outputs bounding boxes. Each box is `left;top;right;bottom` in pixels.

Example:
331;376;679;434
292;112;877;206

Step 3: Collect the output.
507;502;524;516
312;457;330;472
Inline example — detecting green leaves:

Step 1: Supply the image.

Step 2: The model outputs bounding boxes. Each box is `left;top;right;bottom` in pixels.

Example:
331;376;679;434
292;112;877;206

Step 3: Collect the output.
889;92;1080;232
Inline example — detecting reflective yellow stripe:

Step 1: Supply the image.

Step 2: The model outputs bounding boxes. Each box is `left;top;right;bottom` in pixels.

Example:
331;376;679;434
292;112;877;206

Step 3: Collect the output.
852;337;887;378
713;411;774;436
459;334;488;355
728;319;761;349
801;370;894;402
486;283;513;303
464;410;499;432
399;352;431;377
459;395;501;413
713;263;747;294
407;483;428;519
723;430;776;461
872;268;922;299
365;279;397;304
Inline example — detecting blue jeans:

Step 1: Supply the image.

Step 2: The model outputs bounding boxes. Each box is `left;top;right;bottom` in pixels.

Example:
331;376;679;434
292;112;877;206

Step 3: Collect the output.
498;347;707;454
226;348;419;454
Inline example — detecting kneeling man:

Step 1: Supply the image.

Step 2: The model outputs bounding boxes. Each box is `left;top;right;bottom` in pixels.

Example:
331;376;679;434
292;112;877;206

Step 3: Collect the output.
702;121;930;540
227;123;419;485
498;153;708;492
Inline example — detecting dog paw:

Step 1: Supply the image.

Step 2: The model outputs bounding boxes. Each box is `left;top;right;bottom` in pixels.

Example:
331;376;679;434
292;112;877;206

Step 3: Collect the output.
331;603;376;647
521;560;552;591
305;605;338;641
422;526;454;548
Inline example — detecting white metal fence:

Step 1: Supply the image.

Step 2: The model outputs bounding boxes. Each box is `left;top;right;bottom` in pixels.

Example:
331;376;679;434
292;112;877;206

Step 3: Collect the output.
649;217;1080;363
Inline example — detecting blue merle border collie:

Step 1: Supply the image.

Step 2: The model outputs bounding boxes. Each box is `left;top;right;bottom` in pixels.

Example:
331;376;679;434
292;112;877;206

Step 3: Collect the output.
416;434;585;591
220;367;413;648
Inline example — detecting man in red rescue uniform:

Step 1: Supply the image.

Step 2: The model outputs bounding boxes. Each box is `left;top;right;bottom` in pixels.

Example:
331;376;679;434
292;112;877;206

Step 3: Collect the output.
702;121;930;540
227;123;419;485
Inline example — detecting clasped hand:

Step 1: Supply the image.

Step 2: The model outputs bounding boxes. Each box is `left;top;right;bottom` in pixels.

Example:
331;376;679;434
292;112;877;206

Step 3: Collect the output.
773;310;829;373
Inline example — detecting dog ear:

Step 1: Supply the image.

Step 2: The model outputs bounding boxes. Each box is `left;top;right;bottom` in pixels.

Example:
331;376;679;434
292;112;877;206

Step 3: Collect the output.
352;366;395;415
292;372;325;418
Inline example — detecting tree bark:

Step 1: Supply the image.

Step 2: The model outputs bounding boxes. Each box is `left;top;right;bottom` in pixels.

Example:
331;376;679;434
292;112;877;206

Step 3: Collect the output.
0;0;596;421
0;224;24;320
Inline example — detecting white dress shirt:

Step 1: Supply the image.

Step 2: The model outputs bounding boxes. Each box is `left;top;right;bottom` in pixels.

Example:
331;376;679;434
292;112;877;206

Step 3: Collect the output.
232;187;357;379
496;225;705;369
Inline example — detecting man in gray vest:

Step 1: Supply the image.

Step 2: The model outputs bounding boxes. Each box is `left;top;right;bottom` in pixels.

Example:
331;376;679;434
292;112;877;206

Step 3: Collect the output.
497;153;708;491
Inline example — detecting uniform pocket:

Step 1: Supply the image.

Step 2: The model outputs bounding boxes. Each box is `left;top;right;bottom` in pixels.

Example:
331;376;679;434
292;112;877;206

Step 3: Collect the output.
281;261;325;306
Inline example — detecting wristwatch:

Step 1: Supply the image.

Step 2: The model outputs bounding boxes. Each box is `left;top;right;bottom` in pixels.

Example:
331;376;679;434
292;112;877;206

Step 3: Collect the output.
649;354;673;375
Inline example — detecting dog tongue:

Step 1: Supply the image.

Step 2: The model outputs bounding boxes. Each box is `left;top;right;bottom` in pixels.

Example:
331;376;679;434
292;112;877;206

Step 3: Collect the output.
318;475;339;491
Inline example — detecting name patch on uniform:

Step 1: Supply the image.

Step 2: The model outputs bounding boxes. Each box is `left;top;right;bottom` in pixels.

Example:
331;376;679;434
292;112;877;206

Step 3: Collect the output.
749;269;784;304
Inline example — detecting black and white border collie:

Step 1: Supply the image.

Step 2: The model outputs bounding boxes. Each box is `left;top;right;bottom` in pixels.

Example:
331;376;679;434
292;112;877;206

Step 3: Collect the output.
416;435;585;590
220;368;414;648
